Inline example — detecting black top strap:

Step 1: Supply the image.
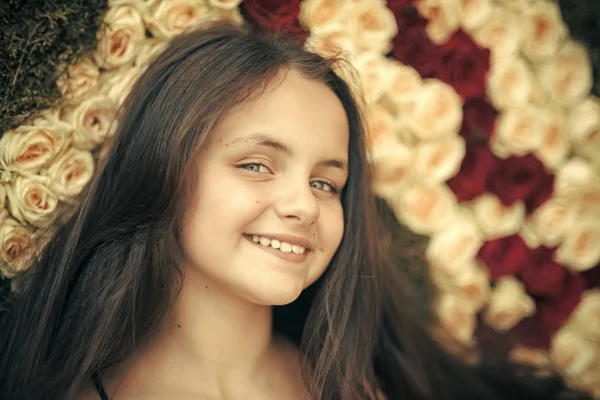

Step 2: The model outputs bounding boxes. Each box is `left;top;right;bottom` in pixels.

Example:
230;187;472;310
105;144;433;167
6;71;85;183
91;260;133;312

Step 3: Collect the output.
91;372;109;400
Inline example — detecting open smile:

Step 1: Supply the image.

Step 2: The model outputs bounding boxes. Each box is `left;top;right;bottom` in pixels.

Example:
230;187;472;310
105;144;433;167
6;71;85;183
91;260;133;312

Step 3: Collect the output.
243;234;310;263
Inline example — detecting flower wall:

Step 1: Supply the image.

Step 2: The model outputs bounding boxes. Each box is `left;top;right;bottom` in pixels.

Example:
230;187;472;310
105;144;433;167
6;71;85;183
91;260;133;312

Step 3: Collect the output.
0;0;599;396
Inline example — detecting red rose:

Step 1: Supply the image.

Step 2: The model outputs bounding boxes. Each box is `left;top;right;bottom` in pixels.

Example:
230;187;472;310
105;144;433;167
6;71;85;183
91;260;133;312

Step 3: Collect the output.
486;154;552;208
478;234;530;280
537;273;585;331
460;97;497;143
446;142;498;202
436;30;491;99
242;0;304;33
524;173;554;214
386;0;413;13
582;264;600;289
519;247;569;298
391;8;441;78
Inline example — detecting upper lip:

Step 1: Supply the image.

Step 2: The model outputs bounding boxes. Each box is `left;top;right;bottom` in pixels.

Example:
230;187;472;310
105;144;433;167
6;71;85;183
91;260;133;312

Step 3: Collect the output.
248;233;314;250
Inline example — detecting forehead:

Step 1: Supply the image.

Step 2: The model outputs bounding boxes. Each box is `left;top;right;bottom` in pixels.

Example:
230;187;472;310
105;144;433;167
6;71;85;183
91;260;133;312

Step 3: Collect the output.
209;71;350;154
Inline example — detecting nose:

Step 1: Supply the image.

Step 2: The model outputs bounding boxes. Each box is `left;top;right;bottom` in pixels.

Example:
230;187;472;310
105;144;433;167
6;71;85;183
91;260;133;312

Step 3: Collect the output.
274;180;320;226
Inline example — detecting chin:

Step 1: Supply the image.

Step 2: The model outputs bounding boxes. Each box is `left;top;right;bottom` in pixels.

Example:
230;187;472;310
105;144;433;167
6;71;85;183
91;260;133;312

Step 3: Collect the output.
243;281;305;306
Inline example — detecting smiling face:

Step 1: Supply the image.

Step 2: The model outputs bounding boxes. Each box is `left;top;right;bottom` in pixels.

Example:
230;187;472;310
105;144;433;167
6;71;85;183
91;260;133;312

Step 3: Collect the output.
180;70;349;305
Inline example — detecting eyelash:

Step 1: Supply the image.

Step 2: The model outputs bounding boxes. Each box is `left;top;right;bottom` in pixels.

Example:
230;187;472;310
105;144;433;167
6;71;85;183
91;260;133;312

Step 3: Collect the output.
238;162;339;194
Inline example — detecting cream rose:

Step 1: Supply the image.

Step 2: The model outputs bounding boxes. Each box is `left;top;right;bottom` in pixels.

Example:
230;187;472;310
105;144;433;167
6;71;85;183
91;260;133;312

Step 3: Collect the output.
472;193;525;239
451;262;490;312
417;0;460;44
61;94;119;150
521;2;567;62
473;7;523;59
0;120;71;175
43;148;95;203
509;345;552;369
5;176;58;229
354;52;394;105
100;65;145;106
381;62;422;113
56;57;101;103
403;80;463;140
0;217;32;278
426;209;484;276
412;136;466;183
299;0;347;31
535;107;570;170
554;160;600;219
370;142;415;200
569;290;600;343
95;5;146;69
207;0;242;10
135;39;168;68
568;96;600;163
539;41;593;107
392;182;458;235
483;277;535;333
550;328;596;378
436;292;477;344
556;219;600;272
0;185;6;210
455;0;493;32
364;104;398;153
493;107;542;157
578;357;600;397
347;0;397;55
208;6;244;26
554;158;597;199
304;24;356;60
487;56;533;110
574;184;600;219
527;196;576;248
488;132;510;159
495;0;533;11
148;0;210;39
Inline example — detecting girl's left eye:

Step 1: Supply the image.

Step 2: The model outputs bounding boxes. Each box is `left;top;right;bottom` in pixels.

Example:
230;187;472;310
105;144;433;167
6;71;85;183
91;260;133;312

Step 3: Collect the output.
239;162;270;173
310;180;337;193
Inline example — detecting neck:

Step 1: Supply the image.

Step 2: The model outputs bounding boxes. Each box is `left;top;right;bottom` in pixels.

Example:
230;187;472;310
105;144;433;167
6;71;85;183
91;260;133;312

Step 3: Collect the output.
118;268;276;397
165;268;274;372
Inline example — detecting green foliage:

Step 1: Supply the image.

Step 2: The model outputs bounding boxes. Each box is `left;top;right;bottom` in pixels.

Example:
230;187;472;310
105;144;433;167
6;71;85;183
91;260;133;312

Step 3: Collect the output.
0;0;109;134
558;0;600;96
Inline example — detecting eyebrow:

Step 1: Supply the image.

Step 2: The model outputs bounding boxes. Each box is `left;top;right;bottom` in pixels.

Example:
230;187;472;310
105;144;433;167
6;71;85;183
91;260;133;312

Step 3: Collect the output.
228;133;348;172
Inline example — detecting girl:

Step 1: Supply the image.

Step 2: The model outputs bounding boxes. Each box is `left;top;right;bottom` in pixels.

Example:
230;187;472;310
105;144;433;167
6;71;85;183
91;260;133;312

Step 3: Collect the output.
0;23;592;400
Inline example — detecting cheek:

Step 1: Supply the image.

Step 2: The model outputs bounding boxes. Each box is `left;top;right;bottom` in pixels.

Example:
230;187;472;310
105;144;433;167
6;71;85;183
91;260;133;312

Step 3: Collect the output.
317;204;345;260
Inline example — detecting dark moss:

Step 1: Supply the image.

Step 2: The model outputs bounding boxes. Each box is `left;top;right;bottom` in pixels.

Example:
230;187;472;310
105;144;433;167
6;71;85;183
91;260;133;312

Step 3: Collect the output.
0;276;10;313
557;0;600;96
0;0;109;135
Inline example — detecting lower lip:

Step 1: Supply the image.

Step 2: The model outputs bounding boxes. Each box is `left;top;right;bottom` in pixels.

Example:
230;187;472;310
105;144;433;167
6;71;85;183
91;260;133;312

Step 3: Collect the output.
243;235;309;264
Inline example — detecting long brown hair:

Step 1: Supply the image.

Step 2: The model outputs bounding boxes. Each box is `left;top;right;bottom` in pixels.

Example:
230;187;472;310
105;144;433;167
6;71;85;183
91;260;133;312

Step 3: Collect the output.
0;23;591;400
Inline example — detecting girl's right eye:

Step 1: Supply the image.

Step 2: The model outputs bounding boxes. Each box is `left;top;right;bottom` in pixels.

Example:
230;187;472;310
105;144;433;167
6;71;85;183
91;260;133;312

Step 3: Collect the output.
238;162;270;173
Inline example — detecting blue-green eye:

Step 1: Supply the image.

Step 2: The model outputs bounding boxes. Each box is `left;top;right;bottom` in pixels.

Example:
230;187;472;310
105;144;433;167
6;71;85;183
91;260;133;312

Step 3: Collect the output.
239;163;270;173
310;180;337;193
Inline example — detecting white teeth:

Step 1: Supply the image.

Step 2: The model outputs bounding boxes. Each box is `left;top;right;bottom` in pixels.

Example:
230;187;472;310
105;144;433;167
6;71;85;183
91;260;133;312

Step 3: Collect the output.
248;235;306;255
280;242;292;253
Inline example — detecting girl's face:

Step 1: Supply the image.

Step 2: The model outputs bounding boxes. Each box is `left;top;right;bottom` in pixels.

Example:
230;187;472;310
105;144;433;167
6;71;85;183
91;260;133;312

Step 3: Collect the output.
180;71;349;305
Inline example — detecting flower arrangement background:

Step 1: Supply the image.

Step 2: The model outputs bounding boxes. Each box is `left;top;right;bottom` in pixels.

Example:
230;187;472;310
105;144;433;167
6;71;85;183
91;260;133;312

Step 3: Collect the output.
1;0;599;396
